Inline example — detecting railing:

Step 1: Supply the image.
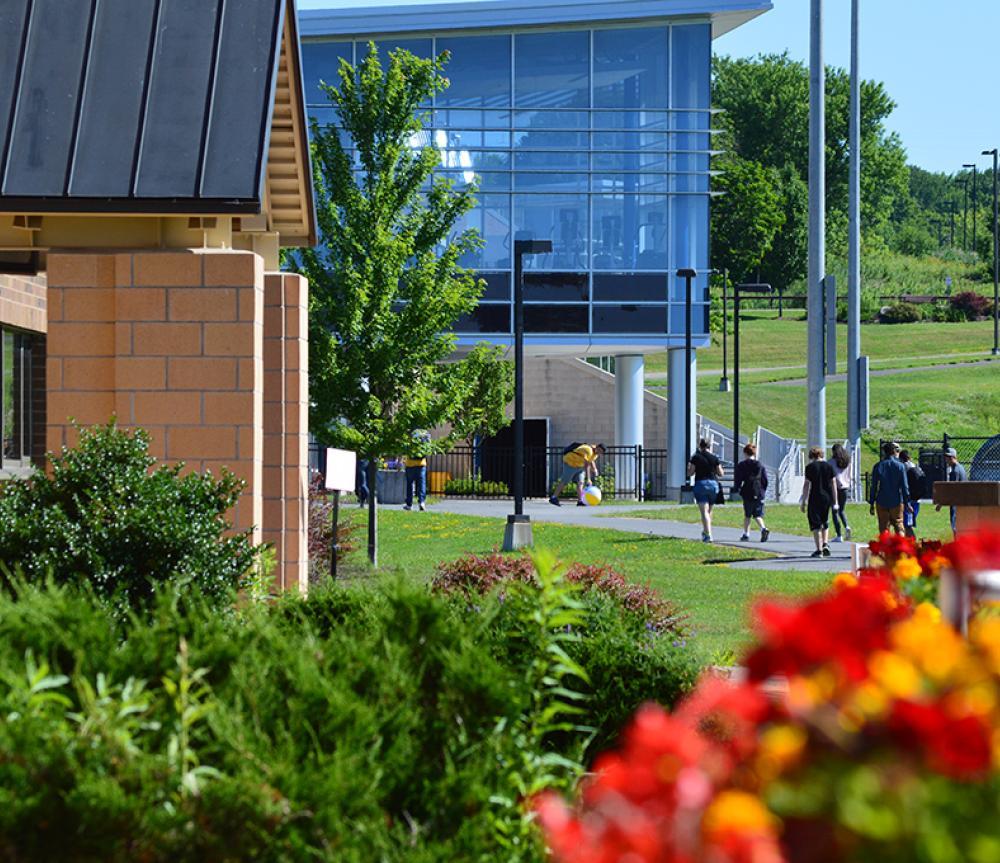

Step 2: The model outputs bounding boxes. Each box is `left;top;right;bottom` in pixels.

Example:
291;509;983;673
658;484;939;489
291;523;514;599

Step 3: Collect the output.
775;439;804;503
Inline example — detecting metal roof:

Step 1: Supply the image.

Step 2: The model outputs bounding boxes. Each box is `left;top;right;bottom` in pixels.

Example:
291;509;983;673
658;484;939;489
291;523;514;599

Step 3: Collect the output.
0;0;306;217
299;0;772;39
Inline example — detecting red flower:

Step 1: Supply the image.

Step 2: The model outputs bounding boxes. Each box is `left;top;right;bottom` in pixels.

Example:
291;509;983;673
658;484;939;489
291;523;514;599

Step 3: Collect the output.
943;523;1000;575
675;677;773;765
889;699;993;779
869;531;917;562
745;582;909;683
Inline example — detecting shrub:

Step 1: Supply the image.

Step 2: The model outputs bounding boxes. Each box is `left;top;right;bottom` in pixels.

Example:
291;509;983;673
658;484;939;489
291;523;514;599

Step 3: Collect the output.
0;422;256;616
307;473;361;584
879;301;923;323
950;289;993;320
443;473;510;496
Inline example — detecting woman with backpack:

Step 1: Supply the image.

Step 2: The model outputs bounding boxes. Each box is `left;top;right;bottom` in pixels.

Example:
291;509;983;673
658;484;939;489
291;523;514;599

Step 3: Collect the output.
733;442;770;542
829;443;853;542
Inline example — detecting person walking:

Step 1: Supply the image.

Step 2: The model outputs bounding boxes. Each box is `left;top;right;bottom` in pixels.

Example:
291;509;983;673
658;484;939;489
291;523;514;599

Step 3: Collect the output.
801;447;838;557
550;442;606;506
403;430;431;511
356;458;370;508
934;447;967;536
828;443;853;543
687;439;723;543
899;450;926;537
868;441;911;535
733;442;770;542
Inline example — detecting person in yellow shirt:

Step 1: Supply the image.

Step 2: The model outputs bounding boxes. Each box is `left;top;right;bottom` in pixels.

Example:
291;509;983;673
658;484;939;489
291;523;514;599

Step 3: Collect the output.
549;442;606;507
403;430;431;511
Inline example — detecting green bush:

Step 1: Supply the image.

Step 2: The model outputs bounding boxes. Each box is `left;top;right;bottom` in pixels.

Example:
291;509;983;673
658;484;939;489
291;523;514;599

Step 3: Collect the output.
879;301;923;324
0;422;256;617
443;473;510;496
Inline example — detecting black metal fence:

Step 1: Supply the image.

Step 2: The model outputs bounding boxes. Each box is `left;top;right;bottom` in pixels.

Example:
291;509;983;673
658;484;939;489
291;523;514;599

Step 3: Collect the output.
309;442;678;501
870;436;995;499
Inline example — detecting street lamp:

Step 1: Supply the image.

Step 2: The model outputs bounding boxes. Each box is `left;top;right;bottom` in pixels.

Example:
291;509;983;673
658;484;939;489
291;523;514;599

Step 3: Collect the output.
677;268;698;496
963;163;977;252
731;283;773;480
502;237;553;551
957;177;969;250
719;268;731;392
983;149;999;355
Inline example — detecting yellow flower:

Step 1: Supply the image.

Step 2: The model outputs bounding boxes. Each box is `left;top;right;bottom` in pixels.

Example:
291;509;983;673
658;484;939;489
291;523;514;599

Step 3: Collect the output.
891;617;969;685
756;724;807;781
914;602;941;624
868;650;922;699
833;572;858;590
703;790;777;838
892;555;923;581
971;618;1000;675
851;680;890;720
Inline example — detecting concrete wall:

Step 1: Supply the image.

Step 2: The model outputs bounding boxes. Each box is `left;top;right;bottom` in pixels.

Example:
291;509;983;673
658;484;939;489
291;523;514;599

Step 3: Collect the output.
521;357;667;449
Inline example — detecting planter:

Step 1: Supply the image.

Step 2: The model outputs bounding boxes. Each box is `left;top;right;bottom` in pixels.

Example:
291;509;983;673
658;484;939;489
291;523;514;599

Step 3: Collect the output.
376;470;406;505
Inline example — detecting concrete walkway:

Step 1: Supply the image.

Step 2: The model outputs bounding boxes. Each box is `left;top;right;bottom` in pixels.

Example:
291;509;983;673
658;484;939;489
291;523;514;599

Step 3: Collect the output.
429;498;853;573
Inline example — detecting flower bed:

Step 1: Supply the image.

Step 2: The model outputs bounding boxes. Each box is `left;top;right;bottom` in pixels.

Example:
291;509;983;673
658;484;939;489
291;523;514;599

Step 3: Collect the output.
536;526;1000;863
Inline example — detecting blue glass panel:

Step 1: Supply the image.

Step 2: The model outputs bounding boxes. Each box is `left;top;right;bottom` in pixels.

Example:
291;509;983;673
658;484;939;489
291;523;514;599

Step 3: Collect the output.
593;111;669;131
669;303;708;336
451;195;512;270
455;304;511;334
594;150;671;171
593;131;670;151
672;195;709;272
514;195;589;270
436;109;510;128
514;151;588;171
514;110;589;130
524;305;588;333
438;35;511;107
513;129;588;149
515;31;589;109
593;273;669;302
593;305;668;333
476;272;512;301
365;39;433;59
669;274;710;302
438;129;512;148
438;170;511;191
592;174;669;194
671;24;711;109
594;26;668;109
592;195;668;270
673;111;712;131
515;173;589;193
301;41;352;106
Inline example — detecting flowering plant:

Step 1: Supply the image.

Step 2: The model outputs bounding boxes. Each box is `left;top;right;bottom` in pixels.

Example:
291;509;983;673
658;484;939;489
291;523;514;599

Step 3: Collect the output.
535;526;1000;863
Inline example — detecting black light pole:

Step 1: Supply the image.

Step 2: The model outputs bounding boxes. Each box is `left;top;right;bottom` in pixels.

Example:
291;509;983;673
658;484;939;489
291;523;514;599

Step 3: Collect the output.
503;238;552;550
964;163;977;252
949;202;956;247
719;268;731;392
984;149;999;355
732;283;773;482
958;178;969;250
677;268;698;494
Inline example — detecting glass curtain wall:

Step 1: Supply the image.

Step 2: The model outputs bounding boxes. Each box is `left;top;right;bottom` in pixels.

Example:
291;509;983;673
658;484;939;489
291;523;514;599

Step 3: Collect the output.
301;22;712;339
0;328;34;472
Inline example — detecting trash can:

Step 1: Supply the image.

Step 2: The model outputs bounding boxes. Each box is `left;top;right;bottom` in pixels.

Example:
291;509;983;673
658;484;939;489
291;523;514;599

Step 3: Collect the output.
377;470;406;504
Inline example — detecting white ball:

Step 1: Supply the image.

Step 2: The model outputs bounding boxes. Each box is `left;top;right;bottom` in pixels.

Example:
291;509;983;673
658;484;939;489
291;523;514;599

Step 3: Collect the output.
583;485;602;506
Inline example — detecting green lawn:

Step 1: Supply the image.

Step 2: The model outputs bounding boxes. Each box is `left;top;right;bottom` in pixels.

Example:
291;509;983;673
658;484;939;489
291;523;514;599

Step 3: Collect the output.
645;313;998;377
340;509;831;660
610;502;954;541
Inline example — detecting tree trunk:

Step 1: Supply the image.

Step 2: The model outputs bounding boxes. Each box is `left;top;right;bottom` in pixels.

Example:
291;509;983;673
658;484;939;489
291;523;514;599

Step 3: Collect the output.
367;459;378;567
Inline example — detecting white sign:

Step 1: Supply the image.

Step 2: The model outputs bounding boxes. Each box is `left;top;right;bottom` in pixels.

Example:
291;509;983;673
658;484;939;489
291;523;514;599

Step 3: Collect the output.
324;448;357;492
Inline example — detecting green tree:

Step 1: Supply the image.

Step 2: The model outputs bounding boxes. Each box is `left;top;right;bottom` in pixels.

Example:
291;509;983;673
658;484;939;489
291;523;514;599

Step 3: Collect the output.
296;46;513;564
759;164;809;293
711;152;785;281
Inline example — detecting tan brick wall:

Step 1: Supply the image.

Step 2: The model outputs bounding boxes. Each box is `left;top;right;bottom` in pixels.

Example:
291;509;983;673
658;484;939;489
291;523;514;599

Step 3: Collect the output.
522;357;667;448
0;273;46;334
262;272;308;593
46;250;265;547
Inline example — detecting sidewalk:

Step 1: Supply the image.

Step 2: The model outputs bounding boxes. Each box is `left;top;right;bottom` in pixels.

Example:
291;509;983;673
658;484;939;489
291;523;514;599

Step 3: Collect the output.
428;498;853;573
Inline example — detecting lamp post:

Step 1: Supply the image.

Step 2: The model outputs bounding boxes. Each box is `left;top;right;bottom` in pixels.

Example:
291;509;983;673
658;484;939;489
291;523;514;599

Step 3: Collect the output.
984;149;999;356
948;202;956;247
957;177;969;250
719;268;731;392
732;283;773;479
677;268;698;494
503;238;552;551
964;163;977;252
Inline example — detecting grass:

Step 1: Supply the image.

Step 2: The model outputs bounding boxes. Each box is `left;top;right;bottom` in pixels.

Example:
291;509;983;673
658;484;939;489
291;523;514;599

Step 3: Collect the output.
610;502;955;541
340;508;832;659
645;313;998;377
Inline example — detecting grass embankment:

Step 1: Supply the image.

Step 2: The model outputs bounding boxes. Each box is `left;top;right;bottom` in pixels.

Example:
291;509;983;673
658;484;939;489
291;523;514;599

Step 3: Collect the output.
342;509;831;659
612;502;954;542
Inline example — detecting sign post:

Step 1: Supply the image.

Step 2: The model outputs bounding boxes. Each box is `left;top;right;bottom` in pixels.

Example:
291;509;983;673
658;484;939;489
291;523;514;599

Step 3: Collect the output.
325;448;357;579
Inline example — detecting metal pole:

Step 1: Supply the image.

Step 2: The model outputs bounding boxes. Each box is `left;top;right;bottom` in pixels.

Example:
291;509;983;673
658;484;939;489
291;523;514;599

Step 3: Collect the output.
513;247;525;516
720;268;730;391
733;288;740;470
962;178;968;250
973;165;978;252
330;490;340;579
847;0;862;447
949;203;955;247
685;271;693;484
993;150;999;354
807;0;827;451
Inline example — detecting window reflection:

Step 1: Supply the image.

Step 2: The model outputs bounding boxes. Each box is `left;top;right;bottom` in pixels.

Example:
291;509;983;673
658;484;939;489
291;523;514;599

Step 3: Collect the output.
671;25;711;109
523;272;588;302
593;273;669;302
593;305;668;333
594;27;668;109
514;195;588;270
437;35;511;107
454;304;511;333
514;31;590;109
451;195;512;270
301;41;352;105
592;196;668;270
524;305;588;333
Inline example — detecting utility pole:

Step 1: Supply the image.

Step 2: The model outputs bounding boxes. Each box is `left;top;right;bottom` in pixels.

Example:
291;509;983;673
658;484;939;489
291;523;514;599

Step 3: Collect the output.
984;149;999;355
807;0;827;451
847;0;862;448
964;163;977;252
958;177;969;250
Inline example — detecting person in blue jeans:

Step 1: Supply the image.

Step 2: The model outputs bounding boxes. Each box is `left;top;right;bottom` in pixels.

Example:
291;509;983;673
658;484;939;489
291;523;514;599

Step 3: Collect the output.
403;430;431;511
687;439;723;542
934;448;967;536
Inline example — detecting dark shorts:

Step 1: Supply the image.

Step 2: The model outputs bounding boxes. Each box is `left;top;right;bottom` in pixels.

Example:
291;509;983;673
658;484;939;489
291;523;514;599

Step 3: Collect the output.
742;496;764;519
693;479;719;505
807;497;831;531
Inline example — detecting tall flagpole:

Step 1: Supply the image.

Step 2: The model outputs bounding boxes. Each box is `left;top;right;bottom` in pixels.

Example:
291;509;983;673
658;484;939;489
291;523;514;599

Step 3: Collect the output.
847;0;862;446
808;0;827;451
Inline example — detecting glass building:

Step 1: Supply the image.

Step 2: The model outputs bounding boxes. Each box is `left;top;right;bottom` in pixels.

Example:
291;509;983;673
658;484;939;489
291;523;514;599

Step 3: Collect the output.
299;0;770;492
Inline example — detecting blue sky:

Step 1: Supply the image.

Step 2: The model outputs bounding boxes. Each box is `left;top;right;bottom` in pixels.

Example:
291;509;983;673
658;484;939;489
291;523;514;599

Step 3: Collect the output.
298;0;1000;175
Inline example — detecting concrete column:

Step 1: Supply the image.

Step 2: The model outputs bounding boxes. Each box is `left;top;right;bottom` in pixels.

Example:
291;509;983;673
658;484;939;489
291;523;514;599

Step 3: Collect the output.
667;347;697;495
614;354;644;495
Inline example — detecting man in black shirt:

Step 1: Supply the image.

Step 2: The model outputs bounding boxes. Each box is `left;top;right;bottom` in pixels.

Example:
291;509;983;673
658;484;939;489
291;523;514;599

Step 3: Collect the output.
801;446;838;557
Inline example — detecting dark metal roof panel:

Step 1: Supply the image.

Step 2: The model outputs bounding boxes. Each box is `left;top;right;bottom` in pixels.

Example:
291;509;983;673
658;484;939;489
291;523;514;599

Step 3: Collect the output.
0;0;290;214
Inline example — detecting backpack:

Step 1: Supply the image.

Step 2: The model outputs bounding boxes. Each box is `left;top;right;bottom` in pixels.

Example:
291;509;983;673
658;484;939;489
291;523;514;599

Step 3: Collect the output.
742;461;763;499
908;464;927;500
562;441;584;456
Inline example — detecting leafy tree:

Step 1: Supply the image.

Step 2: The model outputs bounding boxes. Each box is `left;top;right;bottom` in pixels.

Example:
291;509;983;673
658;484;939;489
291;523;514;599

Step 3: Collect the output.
759;164;809;293
295;46;513;564
711;152;784;281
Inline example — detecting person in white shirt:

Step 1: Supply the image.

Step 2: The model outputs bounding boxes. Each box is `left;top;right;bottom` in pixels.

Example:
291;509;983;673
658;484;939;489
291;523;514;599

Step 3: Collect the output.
828;443;852;542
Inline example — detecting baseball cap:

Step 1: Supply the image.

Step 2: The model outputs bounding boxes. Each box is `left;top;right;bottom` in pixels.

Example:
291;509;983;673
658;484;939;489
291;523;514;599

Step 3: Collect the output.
944;447;958;458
